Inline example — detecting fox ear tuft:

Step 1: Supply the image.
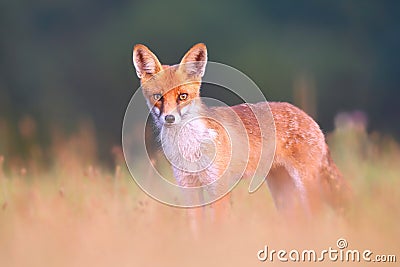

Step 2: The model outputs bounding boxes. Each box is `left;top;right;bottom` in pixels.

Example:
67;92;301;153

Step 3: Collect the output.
180;43;208;77
133;44;162;78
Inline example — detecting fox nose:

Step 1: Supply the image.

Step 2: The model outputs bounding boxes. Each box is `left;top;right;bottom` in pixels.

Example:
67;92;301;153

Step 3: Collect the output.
164;114;175;124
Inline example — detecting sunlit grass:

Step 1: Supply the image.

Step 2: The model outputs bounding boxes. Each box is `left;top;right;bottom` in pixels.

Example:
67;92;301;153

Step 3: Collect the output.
0;117;399;266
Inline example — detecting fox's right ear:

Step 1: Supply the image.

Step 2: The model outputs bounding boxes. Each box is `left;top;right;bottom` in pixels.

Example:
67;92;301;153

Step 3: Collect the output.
133;44;162;78
180;43;208;77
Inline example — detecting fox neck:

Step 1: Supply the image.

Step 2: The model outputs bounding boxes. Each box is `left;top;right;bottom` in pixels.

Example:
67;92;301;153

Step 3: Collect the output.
157;102;217;176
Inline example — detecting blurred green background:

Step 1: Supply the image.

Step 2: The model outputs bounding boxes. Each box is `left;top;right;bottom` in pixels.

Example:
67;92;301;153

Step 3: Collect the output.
1;0;399;164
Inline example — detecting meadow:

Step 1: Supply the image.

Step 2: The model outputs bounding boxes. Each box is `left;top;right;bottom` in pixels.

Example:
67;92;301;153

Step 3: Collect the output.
0;114;399;267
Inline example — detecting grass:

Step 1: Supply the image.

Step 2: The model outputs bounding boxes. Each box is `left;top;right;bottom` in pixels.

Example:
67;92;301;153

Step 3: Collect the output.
0;119;399;266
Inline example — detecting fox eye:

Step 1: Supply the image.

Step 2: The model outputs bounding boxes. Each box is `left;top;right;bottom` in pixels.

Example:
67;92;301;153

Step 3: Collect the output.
179;93;188;101
153;94;162;101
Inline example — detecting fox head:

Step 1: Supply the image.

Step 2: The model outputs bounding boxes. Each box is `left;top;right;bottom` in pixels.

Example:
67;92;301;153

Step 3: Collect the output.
133;43;207;127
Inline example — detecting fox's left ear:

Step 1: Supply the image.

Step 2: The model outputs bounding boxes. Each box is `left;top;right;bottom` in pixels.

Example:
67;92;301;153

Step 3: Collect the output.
180;43;208;77
133;44;162;78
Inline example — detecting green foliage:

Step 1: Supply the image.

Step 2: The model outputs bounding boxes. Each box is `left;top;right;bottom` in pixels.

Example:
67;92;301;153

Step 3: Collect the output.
1;0;399;161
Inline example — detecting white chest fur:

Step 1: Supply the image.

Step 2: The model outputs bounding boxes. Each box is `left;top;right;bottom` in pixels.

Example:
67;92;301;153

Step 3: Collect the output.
159;118;219;187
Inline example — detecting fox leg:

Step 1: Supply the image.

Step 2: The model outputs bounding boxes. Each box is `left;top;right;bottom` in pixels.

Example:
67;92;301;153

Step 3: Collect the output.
299;170;326;215
266;167;305;215
177;175;205;236
209;193;231;224
206;177;231;224
186;206;205;237
266;166;314;217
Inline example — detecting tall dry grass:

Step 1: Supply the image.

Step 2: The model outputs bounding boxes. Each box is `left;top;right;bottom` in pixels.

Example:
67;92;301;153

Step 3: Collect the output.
0;114;399;267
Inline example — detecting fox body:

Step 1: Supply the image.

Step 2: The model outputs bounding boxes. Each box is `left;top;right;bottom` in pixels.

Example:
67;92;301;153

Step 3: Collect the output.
133;43;350;218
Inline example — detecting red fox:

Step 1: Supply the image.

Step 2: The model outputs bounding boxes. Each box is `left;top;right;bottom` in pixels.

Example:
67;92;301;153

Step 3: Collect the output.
132;43;351;222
